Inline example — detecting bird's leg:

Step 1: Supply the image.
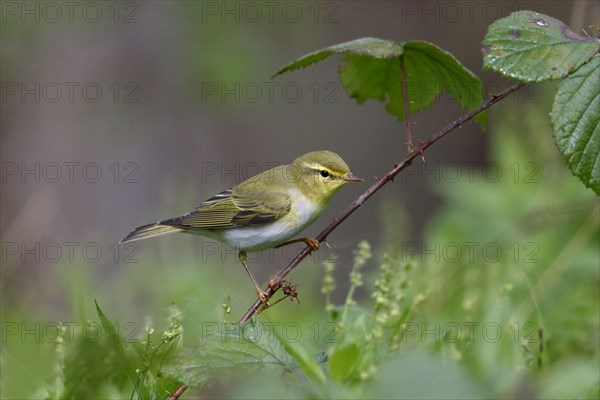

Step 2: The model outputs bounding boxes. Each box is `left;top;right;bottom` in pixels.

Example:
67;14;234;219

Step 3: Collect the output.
238;251;269;305
276;237;320;251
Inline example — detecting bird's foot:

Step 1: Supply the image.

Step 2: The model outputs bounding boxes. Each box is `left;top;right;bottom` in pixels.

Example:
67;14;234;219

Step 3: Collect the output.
276;237;320;251
257;290;270;305
304;238;320;251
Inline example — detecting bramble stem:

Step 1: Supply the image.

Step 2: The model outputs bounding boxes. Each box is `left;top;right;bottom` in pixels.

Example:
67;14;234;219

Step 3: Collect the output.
400;55;414;153
239;82;526;323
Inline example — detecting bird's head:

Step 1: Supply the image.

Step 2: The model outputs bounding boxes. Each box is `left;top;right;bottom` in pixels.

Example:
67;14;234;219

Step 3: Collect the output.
289;150;362;202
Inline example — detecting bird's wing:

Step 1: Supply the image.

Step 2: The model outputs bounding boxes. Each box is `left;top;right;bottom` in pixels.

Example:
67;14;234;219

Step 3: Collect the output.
160;187;291;229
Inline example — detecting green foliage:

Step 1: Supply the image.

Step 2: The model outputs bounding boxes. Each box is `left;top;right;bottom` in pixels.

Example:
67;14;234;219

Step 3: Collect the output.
275;37;486;127
482;11;598;81
160;239;424;397
327;343;359;382
483;11;600;194
551;55;600;192
95;300;136;383
275;327;328;390
4;9;598;400
30;303;185;399
161;319;294;391
11;124;599;396
417;96;599;398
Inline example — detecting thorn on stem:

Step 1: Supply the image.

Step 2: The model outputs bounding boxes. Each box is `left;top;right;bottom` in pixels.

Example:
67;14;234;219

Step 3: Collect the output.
417;140;426;162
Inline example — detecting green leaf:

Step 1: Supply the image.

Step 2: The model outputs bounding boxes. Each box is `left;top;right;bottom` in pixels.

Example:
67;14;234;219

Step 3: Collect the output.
274;37;405;75
274;330;327;388
160;320;291;389
551;55;600;194
94;300;135;381
328;344;360;382
482;11;599;82
274;37;486;127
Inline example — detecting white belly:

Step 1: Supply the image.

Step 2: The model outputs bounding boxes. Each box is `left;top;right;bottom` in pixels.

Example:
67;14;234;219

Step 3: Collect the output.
218;189;322;251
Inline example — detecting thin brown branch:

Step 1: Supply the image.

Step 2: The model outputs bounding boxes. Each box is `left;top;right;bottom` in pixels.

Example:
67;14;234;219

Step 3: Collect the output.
167;385;188;400
239;81;526;323
400;55;414;153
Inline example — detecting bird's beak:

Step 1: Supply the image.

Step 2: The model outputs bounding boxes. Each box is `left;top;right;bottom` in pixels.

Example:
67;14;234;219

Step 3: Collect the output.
343;173;364;182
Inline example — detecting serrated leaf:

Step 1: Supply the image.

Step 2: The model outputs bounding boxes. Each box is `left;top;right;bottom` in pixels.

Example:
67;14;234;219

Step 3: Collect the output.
328;344;360;382
551;55;600;193
274;37;486;127
160;320;291;389
482;11;599;82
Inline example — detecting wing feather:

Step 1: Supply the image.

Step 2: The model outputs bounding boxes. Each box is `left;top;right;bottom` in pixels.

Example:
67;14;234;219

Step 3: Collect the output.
160;186;291;230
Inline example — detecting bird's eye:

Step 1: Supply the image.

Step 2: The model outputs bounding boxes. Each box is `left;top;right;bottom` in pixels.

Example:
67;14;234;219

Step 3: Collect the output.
320;170;330;178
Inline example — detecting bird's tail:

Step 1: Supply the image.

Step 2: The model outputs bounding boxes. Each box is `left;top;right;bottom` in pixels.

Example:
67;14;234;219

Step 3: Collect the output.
120;223;183;243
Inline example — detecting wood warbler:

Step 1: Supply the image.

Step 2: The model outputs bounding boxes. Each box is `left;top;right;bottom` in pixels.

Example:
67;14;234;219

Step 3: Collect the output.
120;150;362;303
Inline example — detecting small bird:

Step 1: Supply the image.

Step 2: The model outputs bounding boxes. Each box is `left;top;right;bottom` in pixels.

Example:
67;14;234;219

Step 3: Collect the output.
120;150;362;303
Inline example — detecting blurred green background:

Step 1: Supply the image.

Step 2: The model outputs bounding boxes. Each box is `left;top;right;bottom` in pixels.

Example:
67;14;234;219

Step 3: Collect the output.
1;1;598;399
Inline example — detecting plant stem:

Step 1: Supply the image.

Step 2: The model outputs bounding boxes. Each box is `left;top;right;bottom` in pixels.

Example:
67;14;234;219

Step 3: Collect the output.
400;55;414;153
239;81;526;323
